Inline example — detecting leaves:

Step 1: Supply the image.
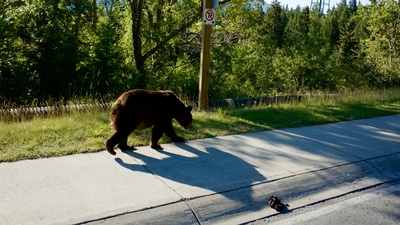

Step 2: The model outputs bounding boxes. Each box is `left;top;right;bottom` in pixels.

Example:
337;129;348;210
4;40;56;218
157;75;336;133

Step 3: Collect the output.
359;0;400;82
1;0;400;104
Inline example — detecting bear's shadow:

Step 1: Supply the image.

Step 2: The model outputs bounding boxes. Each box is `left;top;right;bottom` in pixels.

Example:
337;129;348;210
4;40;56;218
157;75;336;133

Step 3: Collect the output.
114;142;267;217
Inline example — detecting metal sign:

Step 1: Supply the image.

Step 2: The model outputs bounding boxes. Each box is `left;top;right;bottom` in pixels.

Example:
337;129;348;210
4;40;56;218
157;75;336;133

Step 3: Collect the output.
203;8;216;25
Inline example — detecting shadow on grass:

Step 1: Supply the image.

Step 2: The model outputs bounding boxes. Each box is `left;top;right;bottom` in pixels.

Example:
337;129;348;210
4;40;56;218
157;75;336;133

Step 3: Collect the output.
228;101;400;131
124;100;400;150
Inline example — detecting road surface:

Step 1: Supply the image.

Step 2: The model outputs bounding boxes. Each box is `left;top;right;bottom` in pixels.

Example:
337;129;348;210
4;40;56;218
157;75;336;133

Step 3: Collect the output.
251;181;400;225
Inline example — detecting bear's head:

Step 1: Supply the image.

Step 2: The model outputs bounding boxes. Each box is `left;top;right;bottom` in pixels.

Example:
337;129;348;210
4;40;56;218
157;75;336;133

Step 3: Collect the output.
165;91;193;130
175;105;193;130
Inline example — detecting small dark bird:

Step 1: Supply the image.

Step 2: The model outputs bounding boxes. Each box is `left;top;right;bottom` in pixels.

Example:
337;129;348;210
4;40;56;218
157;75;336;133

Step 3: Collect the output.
268;196;289;212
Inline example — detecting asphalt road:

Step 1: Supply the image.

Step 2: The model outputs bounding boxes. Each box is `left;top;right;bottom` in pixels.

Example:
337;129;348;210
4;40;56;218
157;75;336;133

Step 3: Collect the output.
251;181;400;225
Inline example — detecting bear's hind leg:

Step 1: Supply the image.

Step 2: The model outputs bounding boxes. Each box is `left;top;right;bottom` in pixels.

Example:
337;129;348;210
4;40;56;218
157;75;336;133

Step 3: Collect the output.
106;128;134;155
106;132;122;155
107;116;138;155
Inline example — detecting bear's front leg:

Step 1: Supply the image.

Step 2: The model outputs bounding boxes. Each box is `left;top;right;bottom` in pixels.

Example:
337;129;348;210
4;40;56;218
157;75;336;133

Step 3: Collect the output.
117;136;136;151
165;123;185;142
150;124;164;149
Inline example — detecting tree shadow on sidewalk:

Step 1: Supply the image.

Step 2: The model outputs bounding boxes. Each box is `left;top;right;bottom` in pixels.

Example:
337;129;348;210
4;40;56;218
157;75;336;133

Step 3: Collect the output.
115;142;267;217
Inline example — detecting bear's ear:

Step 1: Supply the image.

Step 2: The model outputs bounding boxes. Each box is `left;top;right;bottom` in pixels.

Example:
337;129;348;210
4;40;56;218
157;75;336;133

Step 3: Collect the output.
187;106;192;111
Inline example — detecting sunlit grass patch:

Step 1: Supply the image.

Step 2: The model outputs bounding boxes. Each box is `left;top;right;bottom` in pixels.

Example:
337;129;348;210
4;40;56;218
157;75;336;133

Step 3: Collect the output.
1;89;399;162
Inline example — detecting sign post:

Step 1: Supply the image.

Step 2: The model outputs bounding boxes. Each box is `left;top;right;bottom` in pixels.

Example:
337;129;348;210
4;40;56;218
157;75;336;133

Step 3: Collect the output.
198;0;214;111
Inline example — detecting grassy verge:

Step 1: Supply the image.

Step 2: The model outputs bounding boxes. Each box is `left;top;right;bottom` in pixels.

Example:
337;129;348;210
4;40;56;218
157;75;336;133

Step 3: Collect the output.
1;89;399;162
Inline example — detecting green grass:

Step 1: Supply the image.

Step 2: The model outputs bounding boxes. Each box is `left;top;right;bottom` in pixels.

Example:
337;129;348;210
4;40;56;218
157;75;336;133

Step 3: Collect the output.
1;89;400;162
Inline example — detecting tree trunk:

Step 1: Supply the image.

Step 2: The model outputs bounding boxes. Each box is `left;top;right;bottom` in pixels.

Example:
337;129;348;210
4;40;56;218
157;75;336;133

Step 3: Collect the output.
92;0;97;32
129;0;146;86
127;0;231;86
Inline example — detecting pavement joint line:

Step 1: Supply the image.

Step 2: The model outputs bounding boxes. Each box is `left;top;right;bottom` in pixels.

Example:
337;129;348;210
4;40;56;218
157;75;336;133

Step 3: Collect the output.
364;157;392;178
130;152;203;225
73;155;200;225
76;150;400;225
158;151;400;201
2;115;398;225
247;150;400;192
131;154;187;199
255;178;400;225
184;200;203;225
241;178;400;225
73;199;184;225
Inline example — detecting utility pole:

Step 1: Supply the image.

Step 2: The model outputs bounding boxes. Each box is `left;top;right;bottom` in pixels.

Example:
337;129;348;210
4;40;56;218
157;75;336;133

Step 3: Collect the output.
198;0;214;111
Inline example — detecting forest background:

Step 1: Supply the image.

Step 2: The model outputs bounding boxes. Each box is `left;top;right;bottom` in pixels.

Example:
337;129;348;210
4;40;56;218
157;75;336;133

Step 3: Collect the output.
1;0;399;105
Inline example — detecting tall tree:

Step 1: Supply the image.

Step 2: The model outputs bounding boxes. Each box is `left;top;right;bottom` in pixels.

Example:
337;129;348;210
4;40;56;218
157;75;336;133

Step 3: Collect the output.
361;0;400;84
127;0;203;85
0;0;33;101
260;0;285;48
284;6;310;49
348;0;358;13
84;0;128;96
1;0;95;100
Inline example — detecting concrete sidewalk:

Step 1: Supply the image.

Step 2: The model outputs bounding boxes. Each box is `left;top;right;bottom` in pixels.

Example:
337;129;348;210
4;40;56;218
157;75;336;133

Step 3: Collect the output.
1;115;399;225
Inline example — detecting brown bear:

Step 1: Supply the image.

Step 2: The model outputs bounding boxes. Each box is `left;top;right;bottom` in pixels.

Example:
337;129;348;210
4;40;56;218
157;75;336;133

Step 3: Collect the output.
106;89;193;155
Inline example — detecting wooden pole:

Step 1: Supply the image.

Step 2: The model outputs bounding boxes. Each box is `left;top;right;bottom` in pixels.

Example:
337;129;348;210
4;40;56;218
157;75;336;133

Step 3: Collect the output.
198;0;213;111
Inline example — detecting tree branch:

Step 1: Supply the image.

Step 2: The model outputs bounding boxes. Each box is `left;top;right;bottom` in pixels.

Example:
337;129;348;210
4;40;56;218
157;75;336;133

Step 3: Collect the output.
142;12;201;61
142;0;233;61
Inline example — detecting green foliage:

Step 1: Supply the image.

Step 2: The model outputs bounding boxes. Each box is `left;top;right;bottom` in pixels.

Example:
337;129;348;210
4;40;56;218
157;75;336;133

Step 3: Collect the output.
284;6;310;49
259;0;287;48
359;0;400;85
1;0;400;104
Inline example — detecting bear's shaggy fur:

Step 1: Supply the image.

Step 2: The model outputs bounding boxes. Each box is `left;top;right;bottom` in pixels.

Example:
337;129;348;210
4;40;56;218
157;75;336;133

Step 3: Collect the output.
106;89;193;155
